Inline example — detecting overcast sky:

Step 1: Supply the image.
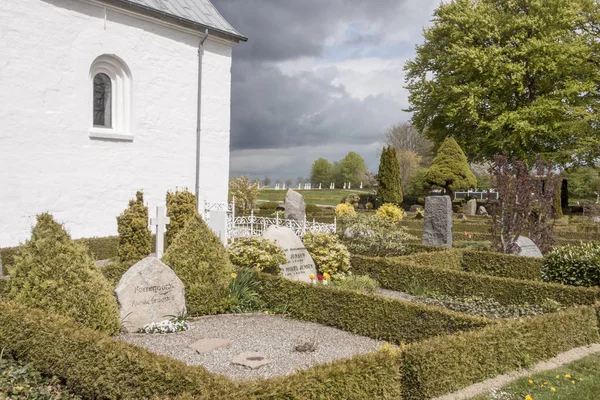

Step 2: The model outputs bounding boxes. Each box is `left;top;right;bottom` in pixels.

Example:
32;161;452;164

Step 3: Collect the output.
211;0;440;182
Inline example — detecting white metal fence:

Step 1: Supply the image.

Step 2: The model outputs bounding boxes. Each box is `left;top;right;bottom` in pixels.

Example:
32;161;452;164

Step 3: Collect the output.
204;199;336;241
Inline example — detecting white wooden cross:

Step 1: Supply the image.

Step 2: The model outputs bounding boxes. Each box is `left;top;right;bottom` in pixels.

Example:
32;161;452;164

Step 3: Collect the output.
150;206;170;259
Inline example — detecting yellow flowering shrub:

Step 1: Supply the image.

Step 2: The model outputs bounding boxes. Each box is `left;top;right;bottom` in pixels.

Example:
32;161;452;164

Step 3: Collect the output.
376;203;404;223
335;202;357;217
303;232;351;277
227;236;286;274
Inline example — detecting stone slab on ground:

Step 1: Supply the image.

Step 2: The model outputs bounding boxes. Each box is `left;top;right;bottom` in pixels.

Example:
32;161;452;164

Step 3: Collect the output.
465;199;477;215
432;344;600;400
115;257;186;333
118;313;383;380
263;226;317;283
422;195;453;247
231;351;271;369
284;189;306;221
188;338;233;354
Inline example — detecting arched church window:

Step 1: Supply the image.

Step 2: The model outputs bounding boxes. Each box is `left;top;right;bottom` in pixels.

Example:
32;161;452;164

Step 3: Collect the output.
93;73;112;127
89;55;133;141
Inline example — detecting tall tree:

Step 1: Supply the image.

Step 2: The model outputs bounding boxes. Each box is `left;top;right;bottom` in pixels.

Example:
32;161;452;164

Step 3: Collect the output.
285;179;293;187
340;152;367;186
310;158;333;185
229;175;259;213
384;122;432;164
424;137;477;198
377;146;403;205
405;0;600;167
262;176;271;187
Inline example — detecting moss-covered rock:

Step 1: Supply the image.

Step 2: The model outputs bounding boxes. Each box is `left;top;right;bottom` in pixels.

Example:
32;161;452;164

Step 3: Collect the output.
162;214;232;315
5;213;120;335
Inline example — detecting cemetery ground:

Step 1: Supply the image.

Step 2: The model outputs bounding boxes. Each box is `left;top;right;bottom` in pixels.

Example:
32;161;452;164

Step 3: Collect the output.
257;188;373;206
2;205;600;399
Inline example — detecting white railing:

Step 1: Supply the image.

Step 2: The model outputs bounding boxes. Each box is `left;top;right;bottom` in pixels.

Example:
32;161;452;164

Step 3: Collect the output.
204;198;336;241
230;210;336;240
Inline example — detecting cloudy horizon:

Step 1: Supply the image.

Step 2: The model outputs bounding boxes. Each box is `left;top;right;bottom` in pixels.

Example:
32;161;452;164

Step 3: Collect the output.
212;0;440;182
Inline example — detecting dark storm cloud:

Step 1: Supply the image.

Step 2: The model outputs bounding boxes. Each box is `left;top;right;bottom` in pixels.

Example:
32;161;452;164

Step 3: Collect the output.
210;0;436;159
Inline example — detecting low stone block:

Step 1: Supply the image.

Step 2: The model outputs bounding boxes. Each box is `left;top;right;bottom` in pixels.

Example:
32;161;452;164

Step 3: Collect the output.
188;338;233;354
231;352;271;370
422;195;453;247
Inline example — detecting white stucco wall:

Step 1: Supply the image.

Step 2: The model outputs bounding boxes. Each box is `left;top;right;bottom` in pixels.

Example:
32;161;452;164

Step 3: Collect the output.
0;0;234;247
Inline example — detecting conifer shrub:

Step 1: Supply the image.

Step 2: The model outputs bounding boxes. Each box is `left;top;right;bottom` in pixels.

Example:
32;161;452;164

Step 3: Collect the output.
116;191;151;263
166;188;197;249
162;214;232;315
377;146;403;204
375;203;404;223
303;232;351;277
424;137;476;198
228;236;286;274
5;213;120;335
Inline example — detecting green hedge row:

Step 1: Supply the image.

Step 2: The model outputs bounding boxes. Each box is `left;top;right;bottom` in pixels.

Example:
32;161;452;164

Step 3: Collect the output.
400;248;464;270
256;274;490;344
352;255;600;307
461;250;542;281
401;306;600;399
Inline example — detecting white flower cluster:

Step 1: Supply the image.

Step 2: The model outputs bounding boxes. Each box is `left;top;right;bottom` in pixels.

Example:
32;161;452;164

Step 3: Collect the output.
138;319;190;334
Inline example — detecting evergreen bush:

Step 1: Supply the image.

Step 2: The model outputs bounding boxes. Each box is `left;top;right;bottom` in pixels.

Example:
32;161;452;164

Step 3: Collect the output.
377;146;403;204
227;236;286;274
542;243;600;287
162;214;232;315
375;203;404;224
6;213;120;335
335;202;356;217
303;232;351;277
424;137;476;198
166;188;197;249
339;214;417;256
116;191;151;263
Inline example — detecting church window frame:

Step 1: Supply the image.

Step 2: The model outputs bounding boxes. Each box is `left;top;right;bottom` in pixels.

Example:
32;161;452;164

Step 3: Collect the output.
89;55;133;141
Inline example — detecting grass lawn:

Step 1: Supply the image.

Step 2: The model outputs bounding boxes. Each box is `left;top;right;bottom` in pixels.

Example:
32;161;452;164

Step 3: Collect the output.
473;353;600;400
257;188;374;206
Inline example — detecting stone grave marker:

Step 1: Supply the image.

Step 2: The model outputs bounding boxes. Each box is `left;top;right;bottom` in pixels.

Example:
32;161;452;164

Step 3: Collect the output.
465;199;477;215
422;195;453;247
263;226;316;283
115;257;186;332
284;189;306;221
514;236;543;258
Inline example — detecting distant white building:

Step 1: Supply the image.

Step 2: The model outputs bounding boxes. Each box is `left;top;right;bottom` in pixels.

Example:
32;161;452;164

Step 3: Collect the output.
0;0;246;246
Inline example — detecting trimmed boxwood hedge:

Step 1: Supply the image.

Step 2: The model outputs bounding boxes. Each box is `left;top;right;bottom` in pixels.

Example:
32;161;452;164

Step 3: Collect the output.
460;250;543;280
401;248;464;270
401;306;600;399
352;255;600;306
256;274;490;344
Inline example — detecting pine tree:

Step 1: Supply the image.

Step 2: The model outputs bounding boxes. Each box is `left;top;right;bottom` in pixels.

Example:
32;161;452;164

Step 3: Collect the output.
377;146;403;205
424;137;476;198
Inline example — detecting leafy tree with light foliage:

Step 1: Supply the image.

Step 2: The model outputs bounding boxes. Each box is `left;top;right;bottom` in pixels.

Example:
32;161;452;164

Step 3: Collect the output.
340;152;367;187
310;158;333;185
228;175;259;214
424;137;476;198
405;0;600;167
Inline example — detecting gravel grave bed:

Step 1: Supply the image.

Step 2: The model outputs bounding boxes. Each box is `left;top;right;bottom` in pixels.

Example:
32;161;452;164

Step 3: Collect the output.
118;313;384;380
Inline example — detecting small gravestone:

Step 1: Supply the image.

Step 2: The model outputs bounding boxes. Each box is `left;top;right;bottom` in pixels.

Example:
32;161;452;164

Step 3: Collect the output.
231;351;271;369
263;226;316;283
115;257;186;332
465;199;477;215
478;206;489;216
514;236;543;258
284;189;306;221
189;338;233;354
422;196;453;247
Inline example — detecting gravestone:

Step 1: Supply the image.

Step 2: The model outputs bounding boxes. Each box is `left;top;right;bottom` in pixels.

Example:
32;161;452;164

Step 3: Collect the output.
422;196;453;247
115;257;186;332
478;206;488;216
514;236;543;258
465;199;477;215
263;226;316;283
284;189;306;221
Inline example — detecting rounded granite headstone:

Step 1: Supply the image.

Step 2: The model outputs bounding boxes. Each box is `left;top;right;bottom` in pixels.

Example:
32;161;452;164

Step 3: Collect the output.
262;226;317;283
284;189;306;221
115;257;186;332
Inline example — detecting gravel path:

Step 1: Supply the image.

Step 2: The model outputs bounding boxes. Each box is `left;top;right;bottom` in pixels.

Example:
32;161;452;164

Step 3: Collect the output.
118;313;384;380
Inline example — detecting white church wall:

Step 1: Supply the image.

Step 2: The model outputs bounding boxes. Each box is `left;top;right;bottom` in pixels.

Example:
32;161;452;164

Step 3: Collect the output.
0;0;234;247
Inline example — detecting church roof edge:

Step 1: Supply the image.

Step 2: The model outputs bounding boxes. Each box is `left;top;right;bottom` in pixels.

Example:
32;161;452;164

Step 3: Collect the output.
101;0;248;42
